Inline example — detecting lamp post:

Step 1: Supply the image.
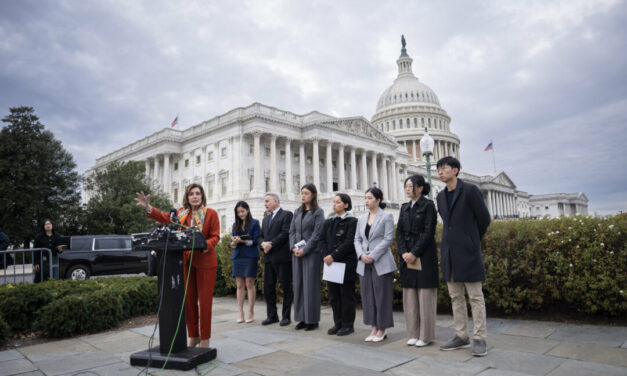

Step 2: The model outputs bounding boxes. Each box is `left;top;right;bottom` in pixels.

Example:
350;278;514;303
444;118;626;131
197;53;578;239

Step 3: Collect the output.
420;128;435;200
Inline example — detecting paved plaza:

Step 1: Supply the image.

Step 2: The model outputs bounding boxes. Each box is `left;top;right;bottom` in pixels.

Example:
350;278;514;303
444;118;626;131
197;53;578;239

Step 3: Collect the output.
1;296;626;376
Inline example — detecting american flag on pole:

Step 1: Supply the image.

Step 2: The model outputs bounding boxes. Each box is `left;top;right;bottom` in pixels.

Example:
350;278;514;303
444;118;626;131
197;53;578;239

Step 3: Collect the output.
484;142;493;151
171;115;179;128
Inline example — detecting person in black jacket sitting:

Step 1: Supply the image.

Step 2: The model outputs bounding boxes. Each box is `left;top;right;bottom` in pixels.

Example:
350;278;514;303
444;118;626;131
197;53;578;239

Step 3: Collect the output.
320;193;358;336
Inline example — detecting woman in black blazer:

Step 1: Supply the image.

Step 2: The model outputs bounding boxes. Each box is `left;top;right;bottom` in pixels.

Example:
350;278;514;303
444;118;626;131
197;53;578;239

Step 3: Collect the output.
396;175;438;347
320;193;358;336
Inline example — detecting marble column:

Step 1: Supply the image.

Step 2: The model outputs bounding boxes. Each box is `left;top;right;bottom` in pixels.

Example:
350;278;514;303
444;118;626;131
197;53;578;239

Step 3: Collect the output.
338;143;345;191
391;159;399;202
253;132;263;194
412;139;418;162
163;153;170;196
371;153;378;188
285;138;292;197
381;156;389;198
213;143;220;200
269;135;278;192
145;160;150;179
326;142;333;193
487;190;494;218
299;141;306;188
233;137;241;196
360;150;368;191
350;146;357;191
312;138;320;189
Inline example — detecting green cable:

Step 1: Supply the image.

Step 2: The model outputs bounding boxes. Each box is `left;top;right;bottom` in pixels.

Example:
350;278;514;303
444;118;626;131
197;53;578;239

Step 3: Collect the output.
158;221;197;374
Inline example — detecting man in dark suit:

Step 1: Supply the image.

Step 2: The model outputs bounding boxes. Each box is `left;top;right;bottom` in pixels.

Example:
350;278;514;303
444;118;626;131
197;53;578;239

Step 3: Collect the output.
258;193;294;326
435;157;491;357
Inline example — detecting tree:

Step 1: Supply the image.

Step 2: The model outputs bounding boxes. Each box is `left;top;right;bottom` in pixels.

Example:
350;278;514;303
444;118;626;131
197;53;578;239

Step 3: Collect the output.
83;160;171;234
0;107;81;247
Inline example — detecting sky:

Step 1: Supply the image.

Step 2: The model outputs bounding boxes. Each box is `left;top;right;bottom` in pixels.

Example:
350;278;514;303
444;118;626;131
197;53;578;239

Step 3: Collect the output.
1;0;626;215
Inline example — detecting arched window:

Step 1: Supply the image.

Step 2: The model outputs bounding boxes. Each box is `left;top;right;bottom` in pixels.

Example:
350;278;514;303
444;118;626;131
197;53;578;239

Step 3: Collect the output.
414;118;417;128
399;119;403;129
392;120;396;130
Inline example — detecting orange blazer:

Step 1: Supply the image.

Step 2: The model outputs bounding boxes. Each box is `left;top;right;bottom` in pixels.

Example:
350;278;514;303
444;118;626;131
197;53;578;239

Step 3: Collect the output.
147;207;220;269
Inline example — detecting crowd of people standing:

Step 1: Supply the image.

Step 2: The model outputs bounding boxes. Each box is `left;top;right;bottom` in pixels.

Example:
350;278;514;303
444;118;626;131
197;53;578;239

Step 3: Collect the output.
134;156;491;357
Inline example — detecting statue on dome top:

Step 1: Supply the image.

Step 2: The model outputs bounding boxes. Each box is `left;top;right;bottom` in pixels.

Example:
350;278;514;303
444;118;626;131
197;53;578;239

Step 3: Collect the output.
401;34;406;49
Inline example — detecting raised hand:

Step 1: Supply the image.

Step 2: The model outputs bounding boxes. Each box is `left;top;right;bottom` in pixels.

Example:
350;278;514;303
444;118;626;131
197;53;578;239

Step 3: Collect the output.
134;191;152;212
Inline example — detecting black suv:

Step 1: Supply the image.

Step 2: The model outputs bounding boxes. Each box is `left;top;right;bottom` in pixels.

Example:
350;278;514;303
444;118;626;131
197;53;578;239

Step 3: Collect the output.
59;235;151;280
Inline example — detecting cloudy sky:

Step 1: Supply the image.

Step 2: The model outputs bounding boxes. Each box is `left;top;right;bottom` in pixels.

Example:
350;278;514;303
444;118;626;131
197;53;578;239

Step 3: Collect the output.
1;0;626;214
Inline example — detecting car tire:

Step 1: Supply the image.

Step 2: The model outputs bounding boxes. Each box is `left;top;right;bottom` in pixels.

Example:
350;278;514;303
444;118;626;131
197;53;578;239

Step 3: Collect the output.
67;264;90;280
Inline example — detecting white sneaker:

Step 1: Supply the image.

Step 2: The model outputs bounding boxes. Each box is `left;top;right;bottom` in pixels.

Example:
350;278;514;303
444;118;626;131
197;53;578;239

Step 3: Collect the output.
406;338;418;346
415;339;431;347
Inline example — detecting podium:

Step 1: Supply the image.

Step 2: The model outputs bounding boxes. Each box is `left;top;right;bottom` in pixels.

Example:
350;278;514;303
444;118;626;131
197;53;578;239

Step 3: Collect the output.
130;228;217;370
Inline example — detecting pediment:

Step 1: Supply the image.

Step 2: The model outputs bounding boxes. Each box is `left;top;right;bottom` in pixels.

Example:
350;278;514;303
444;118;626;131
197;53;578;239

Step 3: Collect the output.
319;117;397;145
490;171;516;189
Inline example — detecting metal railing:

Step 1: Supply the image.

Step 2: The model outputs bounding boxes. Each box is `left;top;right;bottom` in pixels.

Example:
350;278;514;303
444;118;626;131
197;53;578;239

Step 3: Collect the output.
0;248;54;285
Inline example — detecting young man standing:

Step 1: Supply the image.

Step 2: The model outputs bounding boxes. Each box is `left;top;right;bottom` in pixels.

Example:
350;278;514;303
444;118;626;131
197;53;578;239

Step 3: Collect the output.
258;193;294;327
435;157;491;357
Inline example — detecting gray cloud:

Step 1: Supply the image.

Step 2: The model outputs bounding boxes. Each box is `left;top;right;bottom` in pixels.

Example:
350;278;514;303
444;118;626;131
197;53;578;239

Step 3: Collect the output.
1;0;625;214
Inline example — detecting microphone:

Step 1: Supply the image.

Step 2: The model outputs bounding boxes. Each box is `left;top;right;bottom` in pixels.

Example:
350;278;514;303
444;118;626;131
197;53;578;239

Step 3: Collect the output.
169;209;179;225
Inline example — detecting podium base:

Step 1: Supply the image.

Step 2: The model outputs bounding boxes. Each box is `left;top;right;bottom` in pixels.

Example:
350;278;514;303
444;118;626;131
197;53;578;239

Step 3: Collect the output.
130;346;217;371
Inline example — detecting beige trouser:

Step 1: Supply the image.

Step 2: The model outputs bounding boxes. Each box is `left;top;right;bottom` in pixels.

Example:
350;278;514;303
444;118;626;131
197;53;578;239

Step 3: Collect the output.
446;280;486;340
402;287;437;341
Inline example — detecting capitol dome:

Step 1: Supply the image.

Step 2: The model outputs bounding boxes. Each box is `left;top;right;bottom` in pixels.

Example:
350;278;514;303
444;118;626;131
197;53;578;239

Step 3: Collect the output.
372;36;460;164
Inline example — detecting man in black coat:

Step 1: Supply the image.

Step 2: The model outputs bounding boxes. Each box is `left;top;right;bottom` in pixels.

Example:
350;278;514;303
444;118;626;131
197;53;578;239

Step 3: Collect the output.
435;157;491;357
258;193;294;326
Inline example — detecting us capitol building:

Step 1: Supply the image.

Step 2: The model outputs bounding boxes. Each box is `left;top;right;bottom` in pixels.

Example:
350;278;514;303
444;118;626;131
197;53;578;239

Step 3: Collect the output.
86;38;588;232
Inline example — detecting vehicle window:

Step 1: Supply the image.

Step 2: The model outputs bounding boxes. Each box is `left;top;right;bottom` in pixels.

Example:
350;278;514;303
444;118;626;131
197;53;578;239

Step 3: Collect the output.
95;238;130;250
71;237;93;251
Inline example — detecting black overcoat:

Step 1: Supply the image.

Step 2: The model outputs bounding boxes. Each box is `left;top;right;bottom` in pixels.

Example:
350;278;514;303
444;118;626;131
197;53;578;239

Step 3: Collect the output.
258;208;294;264
319;215;358;283
396;196;439;289
436;179;491;282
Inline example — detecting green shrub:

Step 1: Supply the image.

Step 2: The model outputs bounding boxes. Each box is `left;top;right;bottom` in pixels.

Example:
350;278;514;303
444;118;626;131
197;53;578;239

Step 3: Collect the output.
0;313;10;345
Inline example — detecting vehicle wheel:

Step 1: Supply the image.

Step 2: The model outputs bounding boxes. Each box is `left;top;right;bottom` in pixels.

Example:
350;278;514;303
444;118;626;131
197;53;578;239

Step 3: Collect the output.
67;264;90;280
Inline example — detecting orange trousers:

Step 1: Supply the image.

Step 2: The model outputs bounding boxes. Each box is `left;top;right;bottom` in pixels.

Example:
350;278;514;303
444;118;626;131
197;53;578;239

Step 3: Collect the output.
183;264;217;340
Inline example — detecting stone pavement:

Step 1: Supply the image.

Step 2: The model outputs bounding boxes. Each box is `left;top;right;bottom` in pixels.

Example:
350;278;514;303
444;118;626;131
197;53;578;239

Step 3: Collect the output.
1;296;626;376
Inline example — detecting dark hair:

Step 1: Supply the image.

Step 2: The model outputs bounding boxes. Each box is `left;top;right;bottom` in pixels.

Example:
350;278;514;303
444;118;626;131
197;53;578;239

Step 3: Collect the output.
335;193;352;212
436;156;461;176
182;183;207;210
404;175;431;197
299;183;319;212
40;219;55;234
365;187;386;209
233;201;252;233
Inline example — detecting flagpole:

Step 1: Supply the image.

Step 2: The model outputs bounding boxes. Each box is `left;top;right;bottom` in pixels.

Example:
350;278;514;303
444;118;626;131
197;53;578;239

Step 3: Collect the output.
491;140;496;172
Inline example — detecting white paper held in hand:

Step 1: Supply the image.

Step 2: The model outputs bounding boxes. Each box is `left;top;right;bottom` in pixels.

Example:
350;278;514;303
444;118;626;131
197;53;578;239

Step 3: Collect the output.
323;262;346;284
294;240;307;249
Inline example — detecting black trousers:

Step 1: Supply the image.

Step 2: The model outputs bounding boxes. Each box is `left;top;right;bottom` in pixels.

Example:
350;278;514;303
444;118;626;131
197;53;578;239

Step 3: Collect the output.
328;280;356;329
264;262;293;320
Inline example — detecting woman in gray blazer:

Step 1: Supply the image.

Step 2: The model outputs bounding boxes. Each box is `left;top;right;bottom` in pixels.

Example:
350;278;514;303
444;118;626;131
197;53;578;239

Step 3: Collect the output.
354;187;397;342
289;183;325;331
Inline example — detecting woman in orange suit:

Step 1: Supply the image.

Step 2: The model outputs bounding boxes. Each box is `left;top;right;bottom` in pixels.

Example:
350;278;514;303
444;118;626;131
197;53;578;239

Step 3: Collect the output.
135;183;220;348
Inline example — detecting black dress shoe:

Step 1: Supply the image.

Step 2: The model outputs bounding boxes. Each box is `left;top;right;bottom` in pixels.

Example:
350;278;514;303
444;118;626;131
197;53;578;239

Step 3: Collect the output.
336;327;354;336
327;326;339;335
280;318;291;326
304;323;319;331
295;321;307;330
262;317;279;326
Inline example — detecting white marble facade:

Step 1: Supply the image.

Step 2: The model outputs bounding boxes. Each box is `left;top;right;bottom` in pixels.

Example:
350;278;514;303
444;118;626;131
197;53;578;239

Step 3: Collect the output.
86;38;586;230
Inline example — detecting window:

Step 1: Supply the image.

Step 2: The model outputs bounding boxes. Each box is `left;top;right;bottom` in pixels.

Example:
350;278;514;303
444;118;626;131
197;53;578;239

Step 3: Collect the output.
421;118;424;127
320;158;325;167
386;122;390;131
174;162;179;171
280;178;286;193
185;159;189;168
173;188;178;203
221;177;228;195
249;175;254;191
545;206;549;210
71;237;93;251
220;214;227;233
249;144;254;155
392;120;396;130
414;118;417;128
428;118;431;128
95;237;130;250
399;119;403;129
265;147;270;157
196;155;201;164
221;147;227;158
280;150;286;160
207;181;214;198
294;153;300;162
265;177;270;192
332;160;337;168
306;156;312;164
208;151;214;161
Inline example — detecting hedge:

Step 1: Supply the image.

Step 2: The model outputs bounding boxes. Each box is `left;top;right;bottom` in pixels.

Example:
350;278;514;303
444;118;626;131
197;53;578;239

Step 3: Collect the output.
217;214;626;317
